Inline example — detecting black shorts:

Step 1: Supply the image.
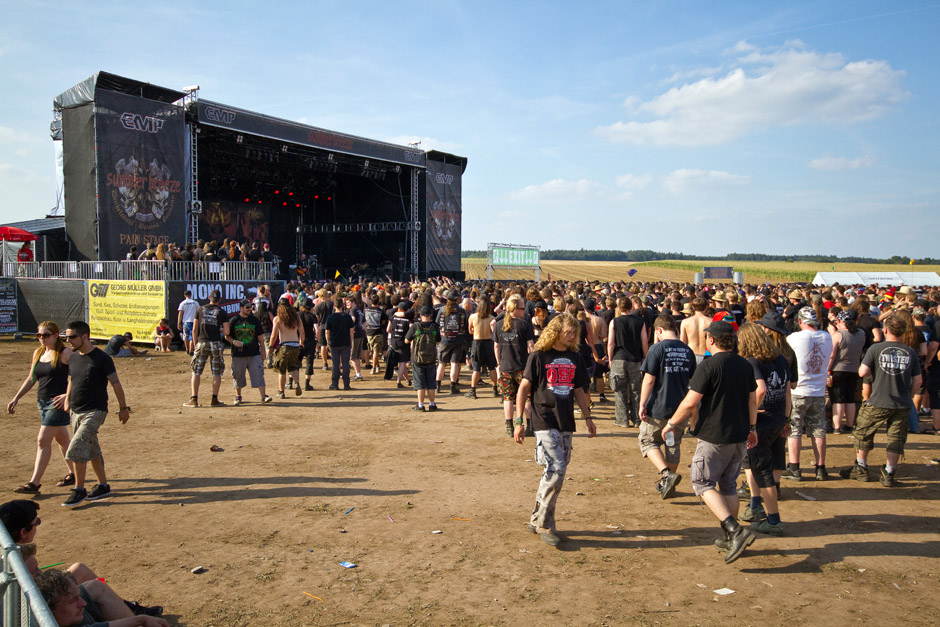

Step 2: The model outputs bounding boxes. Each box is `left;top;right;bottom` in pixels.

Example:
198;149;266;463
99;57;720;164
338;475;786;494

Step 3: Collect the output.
470;339;497;371
742;421;786;488
830;371;859;404
438;341;466;364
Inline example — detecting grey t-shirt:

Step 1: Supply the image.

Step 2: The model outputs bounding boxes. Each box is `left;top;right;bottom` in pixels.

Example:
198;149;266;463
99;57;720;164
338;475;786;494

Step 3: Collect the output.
863;341;921;409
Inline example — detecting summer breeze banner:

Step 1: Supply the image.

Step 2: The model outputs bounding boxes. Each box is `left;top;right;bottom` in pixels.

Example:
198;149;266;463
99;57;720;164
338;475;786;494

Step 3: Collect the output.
95;90;187;259
426;160;462;273
87;281;166;340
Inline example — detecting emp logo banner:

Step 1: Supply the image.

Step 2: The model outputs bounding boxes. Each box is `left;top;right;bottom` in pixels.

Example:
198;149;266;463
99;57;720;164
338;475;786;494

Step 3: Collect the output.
120;112;165;133
435;173;454;185
89;283;110;297
205;106;236;124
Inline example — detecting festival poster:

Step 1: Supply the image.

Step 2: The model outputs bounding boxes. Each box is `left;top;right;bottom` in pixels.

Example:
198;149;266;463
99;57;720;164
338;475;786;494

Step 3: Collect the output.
199;200;269;244
86;280;166;340
95;90;187;259
426;160;462;273
0;278;17;333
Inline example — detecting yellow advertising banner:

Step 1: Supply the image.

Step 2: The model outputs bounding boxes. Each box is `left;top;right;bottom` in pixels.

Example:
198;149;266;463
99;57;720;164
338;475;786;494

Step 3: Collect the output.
87;280;166;341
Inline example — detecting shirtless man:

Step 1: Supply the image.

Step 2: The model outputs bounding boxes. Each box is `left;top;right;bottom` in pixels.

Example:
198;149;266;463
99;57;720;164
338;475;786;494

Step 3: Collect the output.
680;297;710;363
465;297;498;398
583;297;610;402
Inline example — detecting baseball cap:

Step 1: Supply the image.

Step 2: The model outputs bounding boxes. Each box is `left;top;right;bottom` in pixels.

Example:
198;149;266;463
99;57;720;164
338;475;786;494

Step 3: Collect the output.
704;320;735;340
583;298;596;311
533;300;548;310
239;299;252;308
419;306;433;317
446;289;460;301
0;500;39;538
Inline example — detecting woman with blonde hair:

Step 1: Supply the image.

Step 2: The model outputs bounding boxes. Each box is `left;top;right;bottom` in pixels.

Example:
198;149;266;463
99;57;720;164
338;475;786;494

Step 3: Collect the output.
736;323;790;536
494;294;535;437
7;322;75;494
513;313;595;548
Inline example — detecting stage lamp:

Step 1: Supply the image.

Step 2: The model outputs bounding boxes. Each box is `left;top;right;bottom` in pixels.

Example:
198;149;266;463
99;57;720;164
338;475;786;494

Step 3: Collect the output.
327;196;332;201
282;202;287;206
274;190;279;195
295;203;300;208
244;198;250;203
288;191;294;196
257;200;262;204
314;195;319;199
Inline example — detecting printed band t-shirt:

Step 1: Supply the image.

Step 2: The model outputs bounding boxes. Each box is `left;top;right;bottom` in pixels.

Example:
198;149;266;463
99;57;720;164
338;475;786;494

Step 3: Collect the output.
863;341;921;408
230;314;263;358
787;329;833;397
195;305;228;342
493;317;535;373
524;348;589;432
640;339;696;420
748;354;789;426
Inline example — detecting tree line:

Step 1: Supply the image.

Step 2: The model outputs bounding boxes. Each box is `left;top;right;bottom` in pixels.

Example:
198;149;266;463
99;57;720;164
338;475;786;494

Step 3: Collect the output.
461;249;939;265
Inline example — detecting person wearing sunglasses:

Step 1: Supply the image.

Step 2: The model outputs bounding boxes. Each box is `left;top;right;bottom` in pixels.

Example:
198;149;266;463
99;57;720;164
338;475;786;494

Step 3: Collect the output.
59;321;131;508
7;322;76;495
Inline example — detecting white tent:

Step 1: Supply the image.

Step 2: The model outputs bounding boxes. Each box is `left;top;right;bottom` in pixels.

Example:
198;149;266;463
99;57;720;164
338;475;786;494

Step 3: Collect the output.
812;271;940;287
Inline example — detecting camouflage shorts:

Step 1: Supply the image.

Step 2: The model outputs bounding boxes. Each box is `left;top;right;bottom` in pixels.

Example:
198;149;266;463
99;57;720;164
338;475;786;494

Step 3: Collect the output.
498;370;524;402
855;403;909;455
66;409;107;462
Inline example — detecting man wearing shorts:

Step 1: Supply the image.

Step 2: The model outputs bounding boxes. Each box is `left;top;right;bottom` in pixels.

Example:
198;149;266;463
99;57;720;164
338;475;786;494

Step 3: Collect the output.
183;289;229;408
177;290;199;356
405;306;441;412
227;299;272;406
783;307;833;481
252;285;274;368
494;296;535;437
662;321;758;564
61;321;130;508
638;314;695;499
840;314;921;486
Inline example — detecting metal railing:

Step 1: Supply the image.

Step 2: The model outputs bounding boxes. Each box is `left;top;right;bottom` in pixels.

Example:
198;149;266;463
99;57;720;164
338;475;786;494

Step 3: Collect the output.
1;526;58;627
3;260;276;282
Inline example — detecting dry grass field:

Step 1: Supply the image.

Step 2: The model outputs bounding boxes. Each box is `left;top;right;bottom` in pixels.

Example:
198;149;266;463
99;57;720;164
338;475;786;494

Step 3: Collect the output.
461;258;940;284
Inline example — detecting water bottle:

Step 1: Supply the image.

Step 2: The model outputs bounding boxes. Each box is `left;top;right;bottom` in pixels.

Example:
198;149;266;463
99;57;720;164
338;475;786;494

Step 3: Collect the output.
664;430;675;447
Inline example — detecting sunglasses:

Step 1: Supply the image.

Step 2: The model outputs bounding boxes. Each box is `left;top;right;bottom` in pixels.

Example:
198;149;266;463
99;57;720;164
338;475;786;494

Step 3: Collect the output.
26;516;41;530
64;334;82;340
36;332;53;339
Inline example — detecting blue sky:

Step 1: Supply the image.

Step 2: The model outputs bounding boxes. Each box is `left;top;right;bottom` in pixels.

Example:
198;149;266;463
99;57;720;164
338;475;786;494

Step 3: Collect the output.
1;1;937;257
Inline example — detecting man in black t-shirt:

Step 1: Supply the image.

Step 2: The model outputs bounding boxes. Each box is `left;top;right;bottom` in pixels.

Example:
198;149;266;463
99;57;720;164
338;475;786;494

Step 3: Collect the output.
103;333;145;357
608;296;648;427
638;315;695;499
663;321;758;564
513;313;595;548
227;299;271;405
60;321;130;508
313;290;334;371
253;285;275;367
324;295;354;390
840;314;921;486
184;289;230;408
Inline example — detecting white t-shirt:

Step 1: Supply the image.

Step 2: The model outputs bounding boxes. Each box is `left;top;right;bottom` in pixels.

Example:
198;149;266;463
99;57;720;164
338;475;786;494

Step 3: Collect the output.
787;328;833;397
177;298;199;324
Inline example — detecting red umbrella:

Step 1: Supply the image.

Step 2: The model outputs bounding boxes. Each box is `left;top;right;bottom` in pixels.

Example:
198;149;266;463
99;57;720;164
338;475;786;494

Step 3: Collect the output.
0;226;39;242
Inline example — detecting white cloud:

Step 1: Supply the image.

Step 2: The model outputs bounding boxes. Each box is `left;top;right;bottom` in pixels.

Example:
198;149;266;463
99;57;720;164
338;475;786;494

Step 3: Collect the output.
615;174;652;190
808;155;874;171
662;169;750;194
0;126;32;144
597;41;908;146
509;178;605;201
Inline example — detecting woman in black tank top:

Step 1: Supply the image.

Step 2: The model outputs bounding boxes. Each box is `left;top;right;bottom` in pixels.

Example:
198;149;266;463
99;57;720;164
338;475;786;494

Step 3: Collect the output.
7;322;75;495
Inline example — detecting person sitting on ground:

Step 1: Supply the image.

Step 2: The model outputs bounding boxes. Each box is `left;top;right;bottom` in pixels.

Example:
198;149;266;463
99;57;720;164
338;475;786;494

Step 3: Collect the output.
103;333;145;357
1;499;164;620
153;319;172;352
35;568;168;627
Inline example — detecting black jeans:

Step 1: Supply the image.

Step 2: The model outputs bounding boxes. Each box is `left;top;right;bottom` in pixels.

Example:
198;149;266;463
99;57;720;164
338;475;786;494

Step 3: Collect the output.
330;345;351;387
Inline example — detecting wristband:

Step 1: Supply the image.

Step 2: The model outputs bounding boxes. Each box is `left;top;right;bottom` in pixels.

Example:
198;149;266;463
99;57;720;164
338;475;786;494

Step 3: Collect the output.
749;426;757;432
513;417;524;426
120;406;130;412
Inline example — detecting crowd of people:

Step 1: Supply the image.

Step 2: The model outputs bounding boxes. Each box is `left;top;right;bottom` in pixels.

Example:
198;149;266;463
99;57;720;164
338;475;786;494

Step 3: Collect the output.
4;276;938;623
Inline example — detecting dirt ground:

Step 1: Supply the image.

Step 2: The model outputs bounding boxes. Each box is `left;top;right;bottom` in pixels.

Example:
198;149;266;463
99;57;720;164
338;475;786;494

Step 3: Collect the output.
2;338;939;626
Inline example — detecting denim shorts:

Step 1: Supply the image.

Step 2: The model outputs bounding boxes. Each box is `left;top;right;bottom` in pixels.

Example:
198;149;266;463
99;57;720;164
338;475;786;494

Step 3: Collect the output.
38;398;70;427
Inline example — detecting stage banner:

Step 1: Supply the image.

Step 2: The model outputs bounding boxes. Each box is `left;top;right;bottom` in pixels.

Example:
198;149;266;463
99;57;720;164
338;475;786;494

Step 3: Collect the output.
199;200;270;244
87;280;165;340
426;160;462;273
95;90;187;259
703;266;733;280
167;281;285;317
0;278;17;333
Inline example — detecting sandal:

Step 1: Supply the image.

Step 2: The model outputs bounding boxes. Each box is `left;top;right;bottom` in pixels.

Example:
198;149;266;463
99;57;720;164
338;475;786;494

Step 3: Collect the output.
56;473;76;487
13;482;41;494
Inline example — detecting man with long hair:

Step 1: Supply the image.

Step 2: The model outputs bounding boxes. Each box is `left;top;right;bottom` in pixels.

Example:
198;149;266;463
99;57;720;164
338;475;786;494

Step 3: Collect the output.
513;313;595;547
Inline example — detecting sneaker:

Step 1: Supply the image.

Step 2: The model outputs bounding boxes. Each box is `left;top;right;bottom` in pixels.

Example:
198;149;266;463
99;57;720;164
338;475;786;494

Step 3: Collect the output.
304;383;314;392
724;526;755;564
343;385;352;391
86;483;112;501
780;467;803;482
233;396;242;406
613;420;628;428
397;382;405;389
412;404;426;412
737;481;751;501
880;466;896;487
465;388;477;399
427;404;438;412
815;466;829;481
276;391;286;399
839;463;870;482
295;385;303;396
353;374;363;381
328;385;339;391
740;503;766;523
322;365;329;371
839;425;854;434
660;471;682;500
527;524;567;542
210;397;224;407
750;519;784;536
598;394;608;403
182;396;198;408
261;395;273;404
505;419;514;436
124;601;163;617
540;531;562;547
492;385;500;397
62;487;87;508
